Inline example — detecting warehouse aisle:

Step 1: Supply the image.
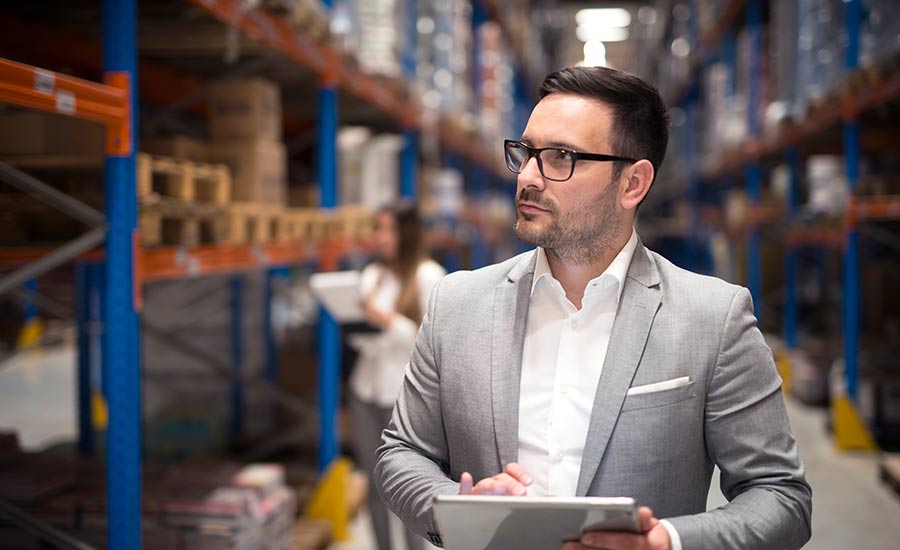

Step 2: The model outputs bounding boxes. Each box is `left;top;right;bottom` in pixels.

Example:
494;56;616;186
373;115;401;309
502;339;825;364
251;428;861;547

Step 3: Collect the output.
0;344;76;450
786;398;900;549
3;346;900;549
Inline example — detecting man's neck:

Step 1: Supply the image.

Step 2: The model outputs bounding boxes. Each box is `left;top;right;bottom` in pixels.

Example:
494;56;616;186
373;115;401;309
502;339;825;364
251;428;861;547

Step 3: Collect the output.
545;230;631;310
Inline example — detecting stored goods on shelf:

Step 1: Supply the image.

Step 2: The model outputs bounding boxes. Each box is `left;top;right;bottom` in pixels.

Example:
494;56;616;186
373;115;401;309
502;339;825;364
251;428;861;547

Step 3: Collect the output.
207;140;288;205
142;136;210;162
0;109;104;157
208;78;283;143
137;154;231;206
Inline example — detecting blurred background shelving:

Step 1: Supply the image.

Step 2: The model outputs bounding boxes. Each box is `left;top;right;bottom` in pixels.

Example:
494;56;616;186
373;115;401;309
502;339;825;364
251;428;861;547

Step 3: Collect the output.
1;0;899;548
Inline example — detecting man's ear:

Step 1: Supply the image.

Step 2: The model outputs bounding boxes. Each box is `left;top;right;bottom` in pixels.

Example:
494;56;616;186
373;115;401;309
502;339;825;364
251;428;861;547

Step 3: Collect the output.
620;160;655;210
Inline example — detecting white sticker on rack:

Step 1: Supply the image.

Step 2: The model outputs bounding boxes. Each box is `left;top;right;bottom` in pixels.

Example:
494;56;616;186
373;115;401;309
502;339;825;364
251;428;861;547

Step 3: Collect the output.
34;69;55;94
56;90;76;114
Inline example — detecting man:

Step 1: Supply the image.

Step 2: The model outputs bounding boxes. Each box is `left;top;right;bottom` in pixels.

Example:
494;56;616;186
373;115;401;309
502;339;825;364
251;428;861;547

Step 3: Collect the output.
375;66;811;550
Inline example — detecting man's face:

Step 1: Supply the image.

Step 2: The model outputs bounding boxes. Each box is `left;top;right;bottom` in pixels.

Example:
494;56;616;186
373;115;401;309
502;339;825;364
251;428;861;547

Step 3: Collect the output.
513;93;624;263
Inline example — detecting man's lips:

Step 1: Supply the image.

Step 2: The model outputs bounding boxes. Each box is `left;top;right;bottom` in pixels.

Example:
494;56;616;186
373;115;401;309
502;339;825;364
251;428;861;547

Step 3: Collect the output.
519;202;550;214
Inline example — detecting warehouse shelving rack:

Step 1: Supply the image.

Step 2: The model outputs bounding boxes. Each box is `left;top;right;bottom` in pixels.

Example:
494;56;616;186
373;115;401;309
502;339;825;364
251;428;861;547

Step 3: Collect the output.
0;0;535;546
660;0;900;451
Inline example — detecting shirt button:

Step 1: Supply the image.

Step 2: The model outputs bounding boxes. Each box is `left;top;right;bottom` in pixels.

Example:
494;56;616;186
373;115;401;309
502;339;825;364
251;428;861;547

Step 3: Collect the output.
554;451;564;462
570;319;577;329
560;384;569;395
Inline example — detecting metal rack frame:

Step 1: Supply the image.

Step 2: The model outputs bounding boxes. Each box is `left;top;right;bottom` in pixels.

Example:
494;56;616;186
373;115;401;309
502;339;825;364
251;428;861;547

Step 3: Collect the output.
665;0;899;442
0;0;538;544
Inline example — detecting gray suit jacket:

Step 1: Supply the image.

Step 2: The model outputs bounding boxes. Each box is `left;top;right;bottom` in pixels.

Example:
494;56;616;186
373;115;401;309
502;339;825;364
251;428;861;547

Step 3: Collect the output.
375;242;812;550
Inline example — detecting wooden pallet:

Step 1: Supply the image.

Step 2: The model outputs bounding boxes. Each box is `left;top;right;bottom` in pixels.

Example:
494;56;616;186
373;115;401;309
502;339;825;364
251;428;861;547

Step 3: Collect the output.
139;198;227;248
226;202;284;244
137;153;231;205
315;205;374;241
275;208;323;242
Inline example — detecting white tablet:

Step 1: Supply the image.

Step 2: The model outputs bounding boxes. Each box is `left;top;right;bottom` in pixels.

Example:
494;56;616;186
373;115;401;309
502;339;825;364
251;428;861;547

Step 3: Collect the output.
309;270;364;323
432;495;639;550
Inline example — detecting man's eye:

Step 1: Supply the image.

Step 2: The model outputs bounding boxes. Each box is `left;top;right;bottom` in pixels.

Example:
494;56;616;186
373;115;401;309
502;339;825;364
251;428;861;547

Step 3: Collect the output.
551;150;572;161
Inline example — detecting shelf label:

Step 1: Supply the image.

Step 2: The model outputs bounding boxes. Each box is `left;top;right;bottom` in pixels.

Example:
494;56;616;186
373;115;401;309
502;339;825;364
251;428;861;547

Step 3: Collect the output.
34;69;55;95
55;90;76;115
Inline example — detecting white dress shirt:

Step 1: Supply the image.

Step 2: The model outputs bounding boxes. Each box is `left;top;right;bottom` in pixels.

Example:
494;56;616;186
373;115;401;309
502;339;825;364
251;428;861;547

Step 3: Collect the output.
349;259;446;408
516;230;683;549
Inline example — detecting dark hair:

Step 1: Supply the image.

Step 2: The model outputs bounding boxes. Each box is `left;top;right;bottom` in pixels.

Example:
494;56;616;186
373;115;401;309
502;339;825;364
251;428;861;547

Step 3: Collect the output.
379;201;426;322
539;66;670;184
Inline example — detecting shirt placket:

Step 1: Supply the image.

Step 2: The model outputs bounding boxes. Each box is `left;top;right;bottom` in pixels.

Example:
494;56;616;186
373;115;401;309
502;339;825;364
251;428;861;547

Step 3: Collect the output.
547;283;577;496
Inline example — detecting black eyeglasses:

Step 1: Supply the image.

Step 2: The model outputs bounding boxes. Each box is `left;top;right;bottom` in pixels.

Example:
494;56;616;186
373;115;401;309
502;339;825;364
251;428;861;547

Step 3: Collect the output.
504;139;637;182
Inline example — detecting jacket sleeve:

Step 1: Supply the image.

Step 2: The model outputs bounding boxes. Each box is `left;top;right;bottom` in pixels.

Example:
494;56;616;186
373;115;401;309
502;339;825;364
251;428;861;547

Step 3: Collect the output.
374;276;459;545
666;288;812;549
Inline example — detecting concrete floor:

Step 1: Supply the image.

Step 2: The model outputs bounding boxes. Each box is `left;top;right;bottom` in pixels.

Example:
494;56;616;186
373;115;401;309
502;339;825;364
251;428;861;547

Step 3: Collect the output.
2;343;900;549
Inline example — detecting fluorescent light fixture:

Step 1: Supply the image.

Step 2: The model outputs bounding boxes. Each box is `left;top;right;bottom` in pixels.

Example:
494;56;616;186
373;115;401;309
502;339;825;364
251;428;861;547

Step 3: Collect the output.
576;25;630;43
575;8;632;43
575;8;632;28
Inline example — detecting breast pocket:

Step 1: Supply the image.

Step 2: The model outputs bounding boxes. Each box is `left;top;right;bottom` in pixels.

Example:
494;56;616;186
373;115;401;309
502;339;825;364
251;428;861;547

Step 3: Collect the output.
621;380;696;412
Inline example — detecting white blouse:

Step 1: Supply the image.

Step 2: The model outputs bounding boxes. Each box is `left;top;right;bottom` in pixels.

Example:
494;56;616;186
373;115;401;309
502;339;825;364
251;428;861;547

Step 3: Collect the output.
348;259;446;408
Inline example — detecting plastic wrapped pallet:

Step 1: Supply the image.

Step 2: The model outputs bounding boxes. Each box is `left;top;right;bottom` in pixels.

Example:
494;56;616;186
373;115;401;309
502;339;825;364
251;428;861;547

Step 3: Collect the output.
416;0;474;116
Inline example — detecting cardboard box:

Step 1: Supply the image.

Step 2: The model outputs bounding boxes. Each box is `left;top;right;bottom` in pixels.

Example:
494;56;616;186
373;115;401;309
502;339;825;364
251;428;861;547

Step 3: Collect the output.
208;78;282;142
142;136;209;161
0;110;104;156
206;140;287;204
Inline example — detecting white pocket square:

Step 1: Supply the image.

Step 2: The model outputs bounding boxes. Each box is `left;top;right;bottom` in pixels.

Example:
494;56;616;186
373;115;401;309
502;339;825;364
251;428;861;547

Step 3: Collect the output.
626;376;691;396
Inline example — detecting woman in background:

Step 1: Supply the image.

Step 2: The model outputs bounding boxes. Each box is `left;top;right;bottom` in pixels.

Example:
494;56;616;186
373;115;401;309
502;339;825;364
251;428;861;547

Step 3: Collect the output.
349;202;445;550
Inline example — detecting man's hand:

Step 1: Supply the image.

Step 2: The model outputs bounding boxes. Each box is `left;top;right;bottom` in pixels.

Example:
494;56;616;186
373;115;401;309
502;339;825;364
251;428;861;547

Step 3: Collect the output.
362;300;394;329
459;463;533;496
562;507;671;550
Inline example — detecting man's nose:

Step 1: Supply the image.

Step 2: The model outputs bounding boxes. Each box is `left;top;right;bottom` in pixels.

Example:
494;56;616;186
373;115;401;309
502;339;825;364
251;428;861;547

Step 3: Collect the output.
518;156;546;190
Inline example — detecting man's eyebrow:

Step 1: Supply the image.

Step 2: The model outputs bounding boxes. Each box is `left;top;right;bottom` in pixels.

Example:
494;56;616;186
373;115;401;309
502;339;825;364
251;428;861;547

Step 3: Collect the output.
520;137;584;151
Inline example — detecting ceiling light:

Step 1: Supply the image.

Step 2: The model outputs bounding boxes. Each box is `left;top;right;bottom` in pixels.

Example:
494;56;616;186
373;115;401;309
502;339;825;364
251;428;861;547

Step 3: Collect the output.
575;8;632;28
576;25;630;43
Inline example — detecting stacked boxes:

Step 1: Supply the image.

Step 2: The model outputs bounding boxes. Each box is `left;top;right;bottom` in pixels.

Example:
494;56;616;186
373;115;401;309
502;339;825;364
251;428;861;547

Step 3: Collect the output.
0;451;299;550
0;110;104;157
206;78;288;206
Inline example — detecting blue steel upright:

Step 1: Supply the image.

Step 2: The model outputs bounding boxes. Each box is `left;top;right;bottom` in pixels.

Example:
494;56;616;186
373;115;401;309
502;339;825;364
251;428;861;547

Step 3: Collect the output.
317;0;341;471
264;267;291;383
843;0;862;399
745;0;763;323
102;0;140;547
230;276;244;438
784;149;800;351
400;0;418;200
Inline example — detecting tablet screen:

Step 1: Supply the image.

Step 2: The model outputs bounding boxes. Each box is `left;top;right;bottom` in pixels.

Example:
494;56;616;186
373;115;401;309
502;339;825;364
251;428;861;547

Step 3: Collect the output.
433;495;639;550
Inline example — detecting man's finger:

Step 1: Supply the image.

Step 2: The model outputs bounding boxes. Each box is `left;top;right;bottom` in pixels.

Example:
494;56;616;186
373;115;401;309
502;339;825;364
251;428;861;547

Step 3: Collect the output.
637;506;657;533
504;462;534;486
580;531;644;549
459;472;473;495
473;474;527;495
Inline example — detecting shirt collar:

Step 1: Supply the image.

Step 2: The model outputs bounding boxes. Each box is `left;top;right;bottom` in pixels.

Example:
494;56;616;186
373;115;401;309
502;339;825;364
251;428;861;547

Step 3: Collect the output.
531;229;639;303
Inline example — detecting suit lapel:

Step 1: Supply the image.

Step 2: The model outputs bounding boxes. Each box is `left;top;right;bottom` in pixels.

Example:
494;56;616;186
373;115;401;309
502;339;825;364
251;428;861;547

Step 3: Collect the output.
576;243;662;496
491;252;536;470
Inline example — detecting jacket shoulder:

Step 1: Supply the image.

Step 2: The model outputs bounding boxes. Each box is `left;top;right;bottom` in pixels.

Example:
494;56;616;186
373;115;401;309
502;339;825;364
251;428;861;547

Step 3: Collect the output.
647;249;747;311
434;251;533;302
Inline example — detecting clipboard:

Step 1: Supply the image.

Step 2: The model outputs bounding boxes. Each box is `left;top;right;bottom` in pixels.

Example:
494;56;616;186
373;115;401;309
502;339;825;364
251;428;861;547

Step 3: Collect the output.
309;270;365;323
432;495;639;550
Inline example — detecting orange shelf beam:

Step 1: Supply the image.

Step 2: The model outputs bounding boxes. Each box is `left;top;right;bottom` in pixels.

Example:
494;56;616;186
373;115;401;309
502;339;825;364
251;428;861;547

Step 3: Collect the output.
0;57;127;127
187;0;505;173
786;226;845;249
852;195;900;222
702;68;900;181
138;240;320;283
